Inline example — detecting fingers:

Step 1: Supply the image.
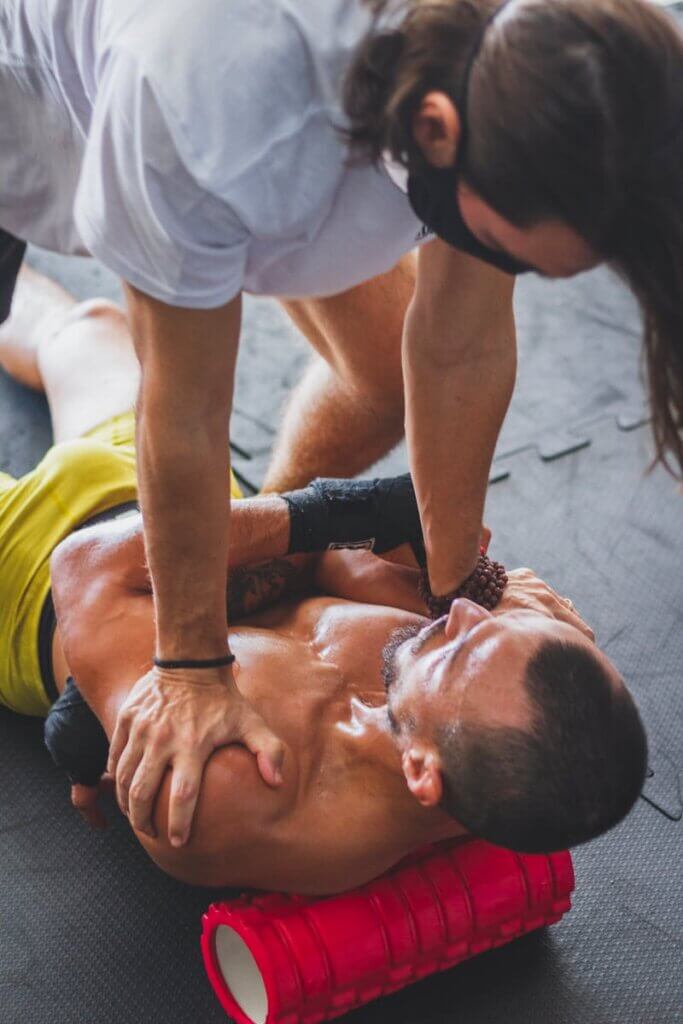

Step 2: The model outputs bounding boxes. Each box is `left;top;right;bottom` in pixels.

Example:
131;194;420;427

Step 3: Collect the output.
167;757;204;849
560;599;596;642
114;726;147;818
240;716;285;788
99;772;116;798
127;749;171;838
107;707;132;777
71;784;107;830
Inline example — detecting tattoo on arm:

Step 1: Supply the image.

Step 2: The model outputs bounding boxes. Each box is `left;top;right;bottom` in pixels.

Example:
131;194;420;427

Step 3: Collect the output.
227;557;314;620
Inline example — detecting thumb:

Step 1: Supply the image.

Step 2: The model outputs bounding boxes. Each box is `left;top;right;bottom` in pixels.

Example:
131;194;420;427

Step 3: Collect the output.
71;784;108;830
240;715;285;787
99;773;116;798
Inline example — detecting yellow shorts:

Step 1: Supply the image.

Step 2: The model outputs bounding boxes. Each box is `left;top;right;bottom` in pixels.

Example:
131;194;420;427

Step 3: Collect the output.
0;411;242;717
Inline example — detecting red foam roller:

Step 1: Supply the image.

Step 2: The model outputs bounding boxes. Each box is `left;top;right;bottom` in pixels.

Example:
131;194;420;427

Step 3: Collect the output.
201;838;574;1024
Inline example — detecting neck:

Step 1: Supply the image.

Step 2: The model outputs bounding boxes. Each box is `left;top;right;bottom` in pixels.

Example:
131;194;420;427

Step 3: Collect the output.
336;696;463;847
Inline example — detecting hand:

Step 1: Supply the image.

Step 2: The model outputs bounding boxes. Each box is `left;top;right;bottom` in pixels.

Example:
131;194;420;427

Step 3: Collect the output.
498;568;596;642
71;773;115;831
108;663;285;847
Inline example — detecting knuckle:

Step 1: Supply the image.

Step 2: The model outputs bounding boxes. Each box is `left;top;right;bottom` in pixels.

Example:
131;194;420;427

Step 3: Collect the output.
128;782;148;802
119;706;135;726
173;778;197;803
129;716;149;739
153;722;173;747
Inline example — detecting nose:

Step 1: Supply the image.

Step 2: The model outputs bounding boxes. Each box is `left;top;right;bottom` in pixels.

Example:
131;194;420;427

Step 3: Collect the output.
444;597;492;639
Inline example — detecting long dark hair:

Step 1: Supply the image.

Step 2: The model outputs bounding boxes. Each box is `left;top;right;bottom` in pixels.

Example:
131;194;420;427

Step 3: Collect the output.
344;0;683;474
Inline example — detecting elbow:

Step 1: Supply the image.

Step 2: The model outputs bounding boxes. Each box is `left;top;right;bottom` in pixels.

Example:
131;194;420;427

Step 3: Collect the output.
49;529;116;673
50;533;89;612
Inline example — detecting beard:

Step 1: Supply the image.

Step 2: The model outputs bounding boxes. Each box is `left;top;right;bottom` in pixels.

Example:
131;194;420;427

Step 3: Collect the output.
381;616;450;692
380;624;422;693
381;619;449;735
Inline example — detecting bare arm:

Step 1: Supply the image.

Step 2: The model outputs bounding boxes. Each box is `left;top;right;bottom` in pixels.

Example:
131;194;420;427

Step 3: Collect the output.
87;495;293;595
227;555;315;619
314;547;426;614
404;240;516;595
50;528;293;883
124;285;238;657
109;286;283;849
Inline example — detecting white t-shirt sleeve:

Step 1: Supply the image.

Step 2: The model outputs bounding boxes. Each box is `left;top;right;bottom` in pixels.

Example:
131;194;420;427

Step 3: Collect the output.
74;49;248;308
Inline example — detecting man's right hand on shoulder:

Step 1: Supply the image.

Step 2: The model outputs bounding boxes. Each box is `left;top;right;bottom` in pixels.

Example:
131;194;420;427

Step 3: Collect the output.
108;662;285;848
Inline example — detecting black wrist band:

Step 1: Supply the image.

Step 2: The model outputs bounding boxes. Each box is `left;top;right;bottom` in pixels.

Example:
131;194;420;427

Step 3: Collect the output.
283;474;424;558
153;653;236;670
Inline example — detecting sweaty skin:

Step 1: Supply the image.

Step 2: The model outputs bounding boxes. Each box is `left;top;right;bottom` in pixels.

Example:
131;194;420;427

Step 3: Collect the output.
50;521;596;895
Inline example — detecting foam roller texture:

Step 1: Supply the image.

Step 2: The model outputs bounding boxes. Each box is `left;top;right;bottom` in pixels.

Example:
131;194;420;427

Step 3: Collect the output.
201;838;574;1024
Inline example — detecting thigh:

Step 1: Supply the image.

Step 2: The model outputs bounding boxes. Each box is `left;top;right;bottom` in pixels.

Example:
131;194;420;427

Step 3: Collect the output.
280;254;415;399
38;299;141;444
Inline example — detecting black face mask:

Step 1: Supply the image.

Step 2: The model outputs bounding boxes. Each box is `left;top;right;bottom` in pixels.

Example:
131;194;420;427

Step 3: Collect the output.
407;164;533;276
406;0;533;277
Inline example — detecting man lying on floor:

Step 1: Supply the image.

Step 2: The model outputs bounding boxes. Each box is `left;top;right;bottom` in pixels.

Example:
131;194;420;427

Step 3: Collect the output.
0;268;647;895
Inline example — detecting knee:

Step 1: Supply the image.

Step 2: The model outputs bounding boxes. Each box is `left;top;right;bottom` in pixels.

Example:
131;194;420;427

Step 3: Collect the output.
347;361;405;421
344;370;405;443
63;297;126;330
35;297;129;376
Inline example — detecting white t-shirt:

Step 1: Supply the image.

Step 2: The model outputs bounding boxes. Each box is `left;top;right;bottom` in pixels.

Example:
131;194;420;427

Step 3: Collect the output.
0;0;428;305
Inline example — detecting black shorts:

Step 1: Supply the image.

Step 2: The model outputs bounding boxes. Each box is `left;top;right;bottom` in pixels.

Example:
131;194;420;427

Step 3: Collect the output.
0;228;26;324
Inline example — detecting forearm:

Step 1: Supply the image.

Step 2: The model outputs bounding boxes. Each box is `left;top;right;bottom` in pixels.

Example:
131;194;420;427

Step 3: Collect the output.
125;285;241;659
314;548;425;613
404;253;516;594
229;496;290;566
77;495;291;592
136;387;231;655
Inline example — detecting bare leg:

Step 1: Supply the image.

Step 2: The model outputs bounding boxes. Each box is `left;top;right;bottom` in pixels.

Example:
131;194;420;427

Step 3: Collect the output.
0;265;76;390
37;299;140;443
263;254;415;492
263;354;403;488
0;267;140;443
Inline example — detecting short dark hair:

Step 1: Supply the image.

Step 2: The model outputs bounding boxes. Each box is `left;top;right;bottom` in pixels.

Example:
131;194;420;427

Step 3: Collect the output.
436;638;648;852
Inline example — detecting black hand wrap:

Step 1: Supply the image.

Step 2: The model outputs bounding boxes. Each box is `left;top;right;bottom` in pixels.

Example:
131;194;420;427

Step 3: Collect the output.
44;676;109;787
283;474;425;564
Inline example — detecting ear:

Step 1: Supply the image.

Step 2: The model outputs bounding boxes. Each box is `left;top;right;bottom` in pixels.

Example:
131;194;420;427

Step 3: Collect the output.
402;746;444;808
412;91;462;168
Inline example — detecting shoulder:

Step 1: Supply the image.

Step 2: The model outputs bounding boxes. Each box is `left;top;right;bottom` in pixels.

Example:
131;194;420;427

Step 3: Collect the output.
136;739;299;888
100;0;320;182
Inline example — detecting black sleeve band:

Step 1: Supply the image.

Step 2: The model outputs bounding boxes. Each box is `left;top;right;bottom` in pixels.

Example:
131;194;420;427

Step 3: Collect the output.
283;474;425;564
44;676;110;788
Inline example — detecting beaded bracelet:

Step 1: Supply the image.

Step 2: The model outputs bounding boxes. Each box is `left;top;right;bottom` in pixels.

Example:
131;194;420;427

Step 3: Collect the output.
418;552;508;618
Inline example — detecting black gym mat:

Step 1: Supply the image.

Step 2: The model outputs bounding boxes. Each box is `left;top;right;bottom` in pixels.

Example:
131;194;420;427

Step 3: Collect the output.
0;246;681;1024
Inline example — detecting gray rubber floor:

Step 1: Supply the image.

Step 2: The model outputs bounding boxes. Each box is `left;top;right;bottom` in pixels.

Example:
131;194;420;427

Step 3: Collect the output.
0;246;681;1024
